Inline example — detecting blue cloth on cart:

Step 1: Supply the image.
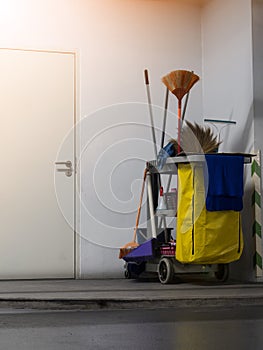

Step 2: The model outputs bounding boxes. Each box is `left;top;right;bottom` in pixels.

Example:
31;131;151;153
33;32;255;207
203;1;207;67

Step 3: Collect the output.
157;142;176;170
205;154;244;211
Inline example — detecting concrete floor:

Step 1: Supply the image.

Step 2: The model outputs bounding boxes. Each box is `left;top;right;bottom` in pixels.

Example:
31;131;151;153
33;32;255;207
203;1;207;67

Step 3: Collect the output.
0;278;263;310
0;306;262;349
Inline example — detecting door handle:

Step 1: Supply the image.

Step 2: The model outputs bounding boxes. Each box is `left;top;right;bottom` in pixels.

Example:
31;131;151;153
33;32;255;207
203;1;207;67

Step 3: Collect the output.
55;161;72;168
55;160;73;177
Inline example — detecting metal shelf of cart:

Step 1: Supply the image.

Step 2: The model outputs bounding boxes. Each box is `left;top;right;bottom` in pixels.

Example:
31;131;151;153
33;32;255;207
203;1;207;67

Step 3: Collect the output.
147;153;253;175
155;209;176;217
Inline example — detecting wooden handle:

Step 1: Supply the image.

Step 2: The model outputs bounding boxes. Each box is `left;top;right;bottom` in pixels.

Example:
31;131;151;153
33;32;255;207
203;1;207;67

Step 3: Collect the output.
132;168;148;242
144;69;149;85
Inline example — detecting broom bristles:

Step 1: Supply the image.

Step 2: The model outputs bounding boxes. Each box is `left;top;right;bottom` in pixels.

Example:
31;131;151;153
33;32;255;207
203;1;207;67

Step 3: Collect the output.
162;70;199;101
119;241;139;259
170;121;221;154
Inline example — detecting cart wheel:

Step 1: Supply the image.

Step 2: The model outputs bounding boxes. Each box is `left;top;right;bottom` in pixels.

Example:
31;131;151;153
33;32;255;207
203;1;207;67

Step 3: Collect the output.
215;264;229;282
124;269;131;279
158;258;174;284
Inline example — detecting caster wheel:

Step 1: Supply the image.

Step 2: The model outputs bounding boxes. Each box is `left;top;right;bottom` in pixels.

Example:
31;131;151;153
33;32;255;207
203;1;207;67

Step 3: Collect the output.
124;269;131;279
158;258;174;284
215;264;229;282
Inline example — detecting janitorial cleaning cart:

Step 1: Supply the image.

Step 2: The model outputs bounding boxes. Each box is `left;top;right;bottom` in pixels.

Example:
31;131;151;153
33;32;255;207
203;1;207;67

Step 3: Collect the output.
118;69;253;284
120;153;252;284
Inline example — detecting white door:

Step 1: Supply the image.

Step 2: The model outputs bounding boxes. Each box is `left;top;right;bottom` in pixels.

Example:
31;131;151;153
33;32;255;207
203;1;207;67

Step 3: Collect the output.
0;49;75;279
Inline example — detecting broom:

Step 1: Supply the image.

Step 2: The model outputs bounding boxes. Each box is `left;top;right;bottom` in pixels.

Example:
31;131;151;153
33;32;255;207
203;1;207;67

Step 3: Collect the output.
119;168;148;259
162;70;199;153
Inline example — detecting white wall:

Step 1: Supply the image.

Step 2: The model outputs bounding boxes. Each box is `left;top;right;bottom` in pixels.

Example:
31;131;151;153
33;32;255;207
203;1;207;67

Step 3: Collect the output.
202;0;254;281
78;0;203;278
0;0;203;278
202;0;254;153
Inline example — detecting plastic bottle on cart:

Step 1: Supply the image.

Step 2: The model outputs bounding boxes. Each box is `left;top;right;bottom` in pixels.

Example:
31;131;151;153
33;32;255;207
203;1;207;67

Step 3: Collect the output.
157;186;167;210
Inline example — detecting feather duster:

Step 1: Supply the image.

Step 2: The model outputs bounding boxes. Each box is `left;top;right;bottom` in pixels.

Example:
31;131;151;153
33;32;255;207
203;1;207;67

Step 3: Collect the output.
170;121;221;154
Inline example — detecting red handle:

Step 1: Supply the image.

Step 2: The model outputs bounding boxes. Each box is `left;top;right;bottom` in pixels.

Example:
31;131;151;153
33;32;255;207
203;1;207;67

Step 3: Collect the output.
178;100;182;154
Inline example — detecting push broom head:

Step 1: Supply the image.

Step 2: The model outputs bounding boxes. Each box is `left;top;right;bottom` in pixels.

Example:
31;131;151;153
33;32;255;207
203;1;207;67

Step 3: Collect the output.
162;70;199;101
119;242;139;259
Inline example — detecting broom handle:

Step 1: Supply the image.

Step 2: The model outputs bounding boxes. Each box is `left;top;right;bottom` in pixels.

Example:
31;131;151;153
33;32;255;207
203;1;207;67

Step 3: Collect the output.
182;91;190;121
160;87;169;149
178;99;182;154
144;69;158;160
132;168;147;242
182;71;194;121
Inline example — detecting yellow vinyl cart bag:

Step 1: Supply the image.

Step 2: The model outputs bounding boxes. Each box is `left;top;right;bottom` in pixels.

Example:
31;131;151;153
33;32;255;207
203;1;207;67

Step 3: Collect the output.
176;163;243;264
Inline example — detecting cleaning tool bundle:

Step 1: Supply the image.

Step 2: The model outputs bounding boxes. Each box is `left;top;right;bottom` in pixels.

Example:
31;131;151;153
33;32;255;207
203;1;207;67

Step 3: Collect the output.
162;70;199;153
